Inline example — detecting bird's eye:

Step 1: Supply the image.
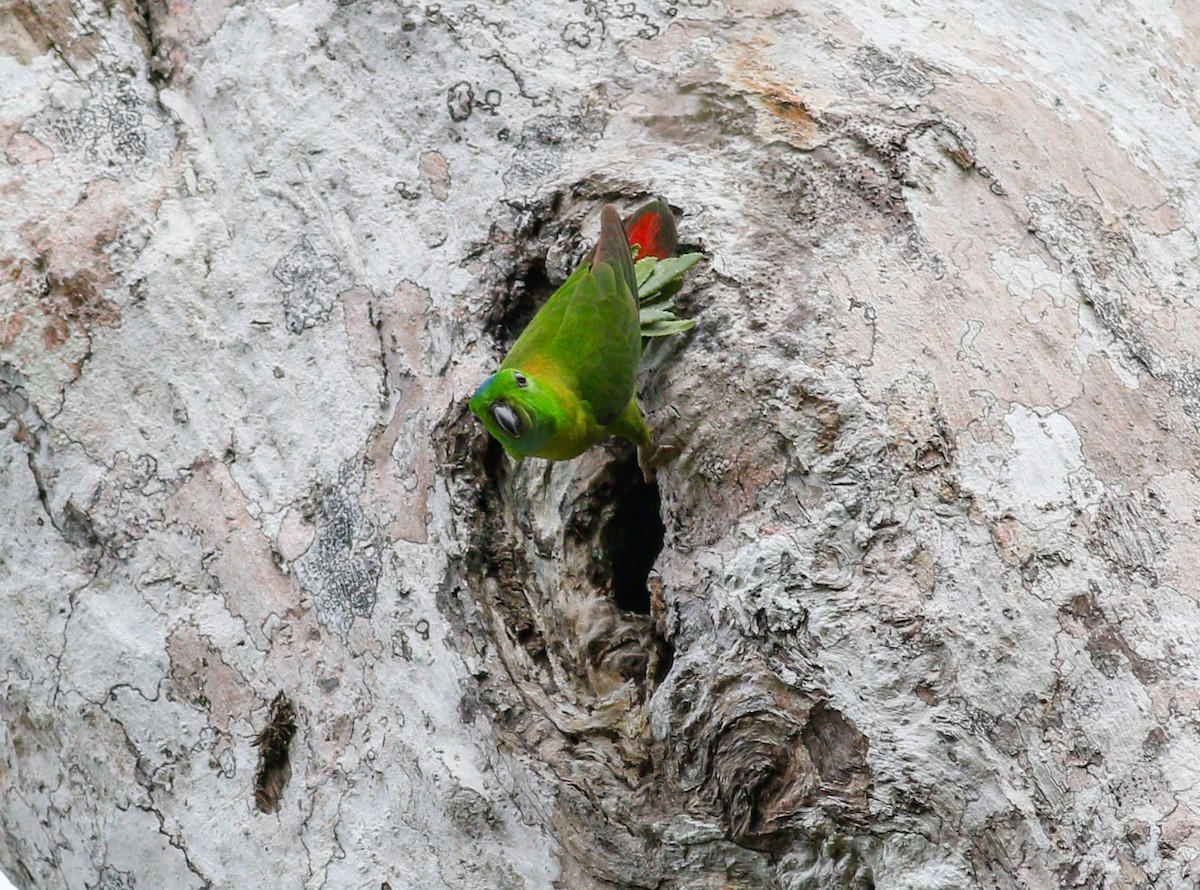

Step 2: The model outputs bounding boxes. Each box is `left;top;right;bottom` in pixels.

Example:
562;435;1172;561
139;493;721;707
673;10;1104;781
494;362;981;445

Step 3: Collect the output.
491;402;523;437
513;372;528;388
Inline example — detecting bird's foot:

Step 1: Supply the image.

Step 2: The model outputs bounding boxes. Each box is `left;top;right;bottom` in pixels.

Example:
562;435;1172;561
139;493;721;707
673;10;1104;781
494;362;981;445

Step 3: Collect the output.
637;443;680;483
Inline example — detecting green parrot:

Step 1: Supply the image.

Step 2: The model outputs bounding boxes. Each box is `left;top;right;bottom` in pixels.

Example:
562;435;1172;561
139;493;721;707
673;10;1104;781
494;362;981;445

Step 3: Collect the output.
470;200;696;479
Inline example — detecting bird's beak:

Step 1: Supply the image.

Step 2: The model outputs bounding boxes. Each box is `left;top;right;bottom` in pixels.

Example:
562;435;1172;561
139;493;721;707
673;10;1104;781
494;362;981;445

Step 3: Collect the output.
491;402;523;437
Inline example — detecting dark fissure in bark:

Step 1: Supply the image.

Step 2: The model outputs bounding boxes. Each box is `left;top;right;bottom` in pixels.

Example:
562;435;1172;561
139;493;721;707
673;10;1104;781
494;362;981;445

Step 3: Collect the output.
488;256;552;347
253;692;297;814
477;190;566;346
598;453;664;616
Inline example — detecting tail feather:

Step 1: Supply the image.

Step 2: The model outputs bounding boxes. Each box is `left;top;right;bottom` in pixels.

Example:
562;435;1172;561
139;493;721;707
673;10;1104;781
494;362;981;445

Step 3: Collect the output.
594;204;639;299
624;199;677;260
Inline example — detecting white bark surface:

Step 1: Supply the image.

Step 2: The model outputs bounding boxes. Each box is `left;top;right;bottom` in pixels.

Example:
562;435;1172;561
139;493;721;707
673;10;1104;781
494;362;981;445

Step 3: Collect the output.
3;1;1200;887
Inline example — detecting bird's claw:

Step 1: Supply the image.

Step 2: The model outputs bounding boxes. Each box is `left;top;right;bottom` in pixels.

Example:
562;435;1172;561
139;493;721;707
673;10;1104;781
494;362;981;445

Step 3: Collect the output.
637;443;680;483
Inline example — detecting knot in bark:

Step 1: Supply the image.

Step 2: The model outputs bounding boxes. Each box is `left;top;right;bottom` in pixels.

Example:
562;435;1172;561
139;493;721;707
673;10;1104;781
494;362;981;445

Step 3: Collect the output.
657;649;870;850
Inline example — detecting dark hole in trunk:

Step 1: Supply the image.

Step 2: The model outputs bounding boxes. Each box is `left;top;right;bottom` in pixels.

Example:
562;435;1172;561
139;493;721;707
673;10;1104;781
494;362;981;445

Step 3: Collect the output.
600;455;665;615
488;257;553;347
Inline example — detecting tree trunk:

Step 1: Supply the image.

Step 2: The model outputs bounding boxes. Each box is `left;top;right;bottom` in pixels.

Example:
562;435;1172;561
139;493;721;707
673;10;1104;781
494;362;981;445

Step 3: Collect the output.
3;1;1199;887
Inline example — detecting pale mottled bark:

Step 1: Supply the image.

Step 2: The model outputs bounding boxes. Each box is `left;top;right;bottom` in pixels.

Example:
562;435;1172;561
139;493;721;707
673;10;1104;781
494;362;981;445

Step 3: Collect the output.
3;1;1200;888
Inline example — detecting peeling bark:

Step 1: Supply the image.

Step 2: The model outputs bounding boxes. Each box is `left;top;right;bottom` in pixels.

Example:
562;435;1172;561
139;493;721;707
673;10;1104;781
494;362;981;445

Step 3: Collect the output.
4;1;1200;888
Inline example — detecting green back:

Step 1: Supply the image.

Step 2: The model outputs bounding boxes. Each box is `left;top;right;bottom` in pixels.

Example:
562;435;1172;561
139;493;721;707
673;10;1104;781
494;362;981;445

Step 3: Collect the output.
501;206;641;427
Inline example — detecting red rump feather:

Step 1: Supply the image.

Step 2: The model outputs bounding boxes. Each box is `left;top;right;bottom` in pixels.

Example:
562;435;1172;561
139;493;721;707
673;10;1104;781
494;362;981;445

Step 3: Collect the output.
623;200;678;260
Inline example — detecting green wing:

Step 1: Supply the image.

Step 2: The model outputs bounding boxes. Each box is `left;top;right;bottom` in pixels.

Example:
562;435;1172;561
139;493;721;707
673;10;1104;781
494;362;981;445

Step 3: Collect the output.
500;206;641;427
553;263;641;425
500;264;587;372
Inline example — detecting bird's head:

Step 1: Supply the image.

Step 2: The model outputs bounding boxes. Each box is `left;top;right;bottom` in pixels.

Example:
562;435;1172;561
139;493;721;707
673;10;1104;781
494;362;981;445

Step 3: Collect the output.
469;368;554;457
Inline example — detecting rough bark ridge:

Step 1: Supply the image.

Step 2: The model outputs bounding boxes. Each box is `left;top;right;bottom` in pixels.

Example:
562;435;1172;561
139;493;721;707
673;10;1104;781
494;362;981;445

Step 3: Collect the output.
3;1;1200;888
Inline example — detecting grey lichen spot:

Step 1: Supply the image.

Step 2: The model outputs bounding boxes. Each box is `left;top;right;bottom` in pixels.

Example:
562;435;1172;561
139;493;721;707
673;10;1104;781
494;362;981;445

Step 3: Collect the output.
447;80;474;121
294;461;381;633
503;114;606;188
561;21;597;49
446;785;499;838
854;46;934;96
503;120;565;187
637;21;660;39
30;74;172;173
458;684;482;724
60;499;100;550
213;745;236;779
393;181;421;200
89;866;135;890
274;238;350;334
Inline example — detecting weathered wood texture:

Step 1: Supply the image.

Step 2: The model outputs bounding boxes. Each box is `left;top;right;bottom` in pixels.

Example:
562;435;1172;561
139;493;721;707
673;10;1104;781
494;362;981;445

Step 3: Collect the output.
3;1;1200;887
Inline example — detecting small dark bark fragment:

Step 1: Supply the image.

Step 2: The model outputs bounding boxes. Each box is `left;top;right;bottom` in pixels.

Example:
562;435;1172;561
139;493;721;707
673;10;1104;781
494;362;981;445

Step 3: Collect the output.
253;692;298;814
